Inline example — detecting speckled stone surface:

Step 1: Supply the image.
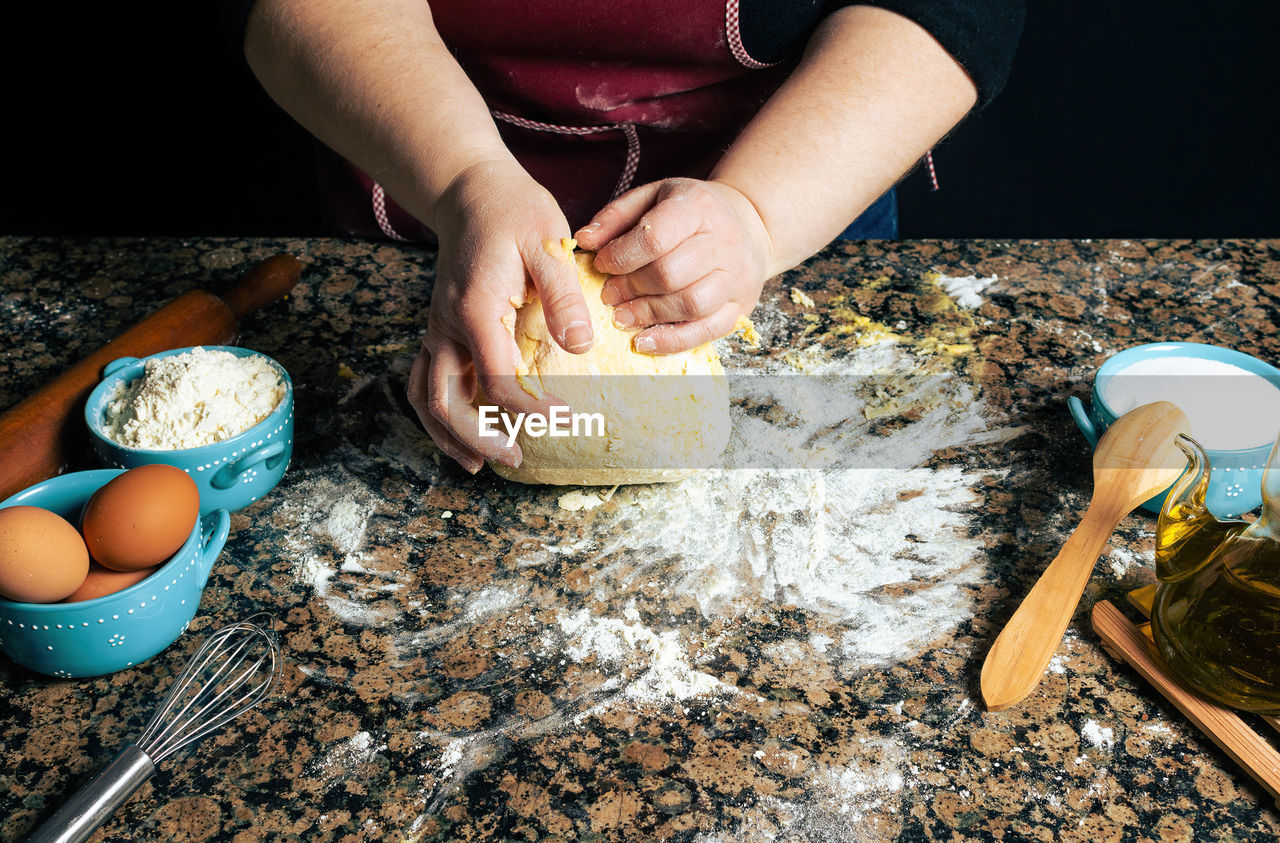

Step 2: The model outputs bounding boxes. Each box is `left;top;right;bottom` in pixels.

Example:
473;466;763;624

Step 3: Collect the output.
2;236;1279;842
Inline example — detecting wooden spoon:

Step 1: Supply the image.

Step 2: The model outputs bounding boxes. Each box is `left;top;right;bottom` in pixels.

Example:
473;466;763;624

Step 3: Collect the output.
980;401;1190;711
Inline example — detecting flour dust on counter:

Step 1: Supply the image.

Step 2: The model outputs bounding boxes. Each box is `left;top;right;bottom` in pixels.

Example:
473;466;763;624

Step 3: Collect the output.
308;729;387;781
543;464;991;673
255;309;1031;839
272;467;407;628
1080;719;1115;751
694;737;909;842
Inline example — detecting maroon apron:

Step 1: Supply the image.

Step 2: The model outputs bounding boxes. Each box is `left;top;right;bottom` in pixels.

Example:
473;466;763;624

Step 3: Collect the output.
321;0;793;240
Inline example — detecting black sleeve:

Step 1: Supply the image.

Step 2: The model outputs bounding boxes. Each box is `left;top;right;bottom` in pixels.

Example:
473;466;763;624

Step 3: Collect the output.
739;0;1025;108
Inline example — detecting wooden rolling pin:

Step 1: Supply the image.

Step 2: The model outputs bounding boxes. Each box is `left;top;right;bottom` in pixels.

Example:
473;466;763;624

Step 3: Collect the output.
0;254;301;501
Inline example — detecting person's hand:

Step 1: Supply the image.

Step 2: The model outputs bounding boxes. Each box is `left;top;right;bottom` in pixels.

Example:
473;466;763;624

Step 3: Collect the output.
407;158;591;473
574;178;773;354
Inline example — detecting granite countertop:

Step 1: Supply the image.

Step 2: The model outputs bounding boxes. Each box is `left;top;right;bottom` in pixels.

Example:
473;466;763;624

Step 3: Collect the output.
1;236;1279;842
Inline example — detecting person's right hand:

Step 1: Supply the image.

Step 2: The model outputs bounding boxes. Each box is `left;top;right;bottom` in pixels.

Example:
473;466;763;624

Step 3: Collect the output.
407;158;593;474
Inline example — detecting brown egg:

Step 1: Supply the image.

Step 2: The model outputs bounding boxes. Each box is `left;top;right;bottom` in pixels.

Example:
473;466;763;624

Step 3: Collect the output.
82;465;200;572
0;505;91;603
62;561;156;603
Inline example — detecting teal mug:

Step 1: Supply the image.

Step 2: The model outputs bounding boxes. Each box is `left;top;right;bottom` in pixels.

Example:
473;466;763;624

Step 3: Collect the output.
1069;341;1280;518
0;470;230;677
84;346;293;514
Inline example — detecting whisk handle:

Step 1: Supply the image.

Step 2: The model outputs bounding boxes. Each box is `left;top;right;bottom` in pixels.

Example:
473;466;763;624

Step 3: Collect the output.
27;744;155;843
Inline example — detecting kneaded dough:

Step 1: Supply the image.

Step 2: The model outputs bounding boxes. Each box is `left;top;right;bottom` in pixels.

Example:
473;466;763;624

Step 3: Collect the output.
486;239;730;485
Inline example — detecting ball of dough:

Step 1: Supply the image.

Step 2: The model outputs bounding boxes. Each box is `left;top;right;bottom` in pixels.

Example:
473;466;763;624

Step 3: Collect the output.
486;241;730;485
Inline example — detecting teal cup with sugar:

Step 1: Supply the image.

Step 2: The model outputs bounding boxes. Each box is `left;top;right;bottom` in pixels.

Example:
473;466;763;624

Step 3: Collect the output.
1068;341;1280;518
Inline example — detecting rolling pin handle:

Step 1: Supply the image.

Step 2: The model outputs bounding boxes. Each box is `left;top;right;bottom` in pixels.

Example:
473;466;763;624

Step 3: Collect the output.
219;254;301;320
0;253;281;502
101;358;138;380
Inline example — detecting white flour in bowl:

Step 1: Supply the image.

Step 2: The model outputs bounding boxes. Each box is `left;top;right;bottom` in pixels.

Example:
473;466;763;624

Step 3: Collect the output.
1101;355;1280;450
103;347;285;449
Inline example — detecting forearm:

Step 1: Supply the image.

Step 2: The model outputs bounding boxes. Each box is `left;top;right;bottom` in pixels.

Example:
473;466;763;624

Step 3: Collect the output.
243;0;510;229
711;5;978;276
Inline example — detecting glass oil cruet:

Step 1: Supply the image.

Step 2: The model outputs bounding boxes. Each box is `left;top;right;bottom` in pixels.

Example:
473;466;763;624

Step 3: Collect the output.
1152;431;1280;713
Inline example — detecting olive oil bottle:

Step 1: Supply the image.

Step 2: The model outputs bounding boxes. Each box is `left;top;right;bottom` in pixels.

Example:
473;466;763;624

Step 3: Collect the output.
1152;433;1280;713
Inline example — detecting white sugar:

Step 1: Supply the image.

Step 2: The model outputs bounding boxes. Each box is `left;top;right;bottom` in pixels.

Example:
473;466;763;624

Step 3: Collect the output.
1101;356;1280;449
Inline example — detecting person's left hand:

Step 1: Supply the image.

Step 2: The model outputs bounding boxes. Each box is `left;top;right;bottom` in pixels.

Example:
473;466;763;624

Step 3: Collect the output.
574;178;773;354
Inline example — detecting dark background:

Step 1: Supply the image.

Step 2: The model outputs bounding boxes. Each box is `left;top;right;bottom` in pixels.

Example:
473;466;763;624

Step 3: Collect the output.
4;2;1278;238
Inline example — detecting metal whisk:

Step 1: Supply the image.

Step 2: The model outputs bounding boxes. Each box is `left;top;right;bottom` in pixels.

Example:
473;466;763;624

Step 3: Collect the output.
27;614;281;843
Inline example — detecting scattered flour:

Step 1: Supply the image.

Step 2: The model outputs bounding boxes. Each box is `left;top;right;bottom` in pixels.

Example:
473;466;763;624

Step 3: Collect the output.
324;496;372;562
566;464;993;671
1106;545;1149;578
438;737;467;778
557;609;736;703
463;584;527;620
1081;719;1116;751
267;331;1018;836
273;471;401;627
720;343;1019;472
103;346;285;449
932;272;998;310
824;743;906;802
309;730;385;780
697;739;909;841
1142;722;1178;741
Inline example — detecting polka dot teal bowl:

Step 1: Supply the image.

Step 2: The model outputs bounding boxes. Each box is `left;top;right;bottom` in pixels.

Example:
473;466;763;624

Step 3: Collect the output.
1068;341;1280;519
0;470;230;678
84;346;294;514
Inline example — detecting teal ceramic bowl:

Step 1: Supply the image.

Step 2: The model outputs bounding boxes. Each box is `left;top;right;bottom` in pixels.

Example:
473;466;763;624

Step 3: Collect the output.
1068;341;1280;518
0;470;230;678
84;346;293;514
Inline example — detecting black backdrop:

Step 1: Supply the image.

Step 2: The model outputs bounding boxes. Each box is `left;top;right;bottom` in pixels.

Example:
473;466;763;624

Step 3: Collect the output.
5;2;1278;238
